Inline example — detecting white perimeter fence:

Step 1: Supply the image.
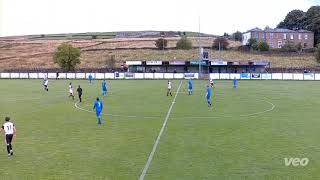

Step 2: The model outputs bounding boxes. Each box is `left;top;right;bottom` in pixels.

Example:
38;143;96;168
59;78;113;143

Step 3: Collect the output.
0;72;319;80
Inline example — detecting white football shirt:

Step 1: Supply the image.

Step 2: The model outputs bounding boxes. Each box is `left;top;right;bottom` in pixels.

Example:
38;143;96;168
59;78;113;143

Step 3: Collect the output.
2;122;14;135
44;80;49;86
168;82;172;89
69;85;73;93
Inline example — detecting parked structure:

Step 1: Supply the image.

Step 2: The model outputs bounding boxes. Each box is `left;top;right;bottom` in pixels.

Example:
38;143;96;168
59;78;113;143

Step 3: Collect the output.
126;60;269;73
242;27;314;49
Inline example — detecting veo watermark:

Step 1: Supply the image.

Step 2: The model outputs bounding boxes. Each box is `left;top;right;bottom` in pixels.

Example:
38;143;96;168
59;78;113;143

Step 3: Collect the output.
284;158;309;166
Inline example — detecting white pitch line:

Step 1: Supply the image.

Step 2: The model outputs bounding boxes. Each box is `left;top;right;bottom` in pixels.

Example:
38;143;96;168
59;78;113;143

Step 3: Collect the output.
139;81;182;180
170;99;276;119
74;101;162;119
240;99;275;117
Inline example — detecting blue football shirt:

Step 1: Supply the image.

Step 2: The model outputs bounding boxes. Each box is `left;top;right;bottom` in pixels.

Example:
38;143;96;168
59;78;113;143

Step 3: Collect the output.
94;100;103;112
206;87;211;98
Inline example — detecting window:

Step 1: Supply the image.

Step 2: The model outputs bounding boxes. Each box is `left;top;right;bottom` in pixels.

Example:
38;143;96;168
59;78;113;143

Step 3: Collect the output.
262;33;265;39
270;42;273;48
283;33;287;39
290;34;294;40
255;33;259;39
270;33;273;39
298;34;302;40
305;34;308;40
278;40;282;48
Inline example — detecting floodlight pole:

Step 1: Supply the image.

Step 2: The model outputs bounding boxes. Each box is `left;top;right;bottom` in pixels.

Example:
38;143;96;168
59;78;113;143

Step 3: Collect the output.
198;16;202;78
219;41;221;59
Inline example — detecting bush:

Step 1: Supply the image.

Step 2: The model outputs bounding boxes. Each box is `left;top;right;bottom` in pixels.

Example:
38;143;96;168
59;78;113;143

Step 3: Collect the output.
302;48;315;53
176;37;193;50
248;38;258;51
53;44;81;72
155;38;168;50
315;44;320;63
237;45;251;52
212;37;229;50
296;42;303;52
281;41;298;52
258;41;269;51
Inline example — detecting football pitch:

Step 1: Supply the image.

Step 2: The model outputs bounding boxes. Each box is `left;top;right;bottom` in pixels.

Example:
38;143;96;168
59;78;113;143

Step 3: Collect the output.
0;79;320;179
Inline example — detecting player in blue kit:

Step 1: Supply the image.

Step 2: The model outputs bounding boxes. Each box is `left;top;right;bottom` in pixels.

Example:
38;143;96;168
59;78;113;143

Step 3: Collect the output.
102;80;107;96
233;77;238;88
205;85;212;107
93;97;103;125
88;74;93;84
188;79;193;95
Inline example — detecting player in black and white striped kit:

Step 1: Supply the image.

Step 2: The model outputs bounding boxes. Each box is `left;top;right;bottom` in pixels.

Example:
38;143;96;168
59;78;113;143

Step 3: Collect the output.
0;117;16;156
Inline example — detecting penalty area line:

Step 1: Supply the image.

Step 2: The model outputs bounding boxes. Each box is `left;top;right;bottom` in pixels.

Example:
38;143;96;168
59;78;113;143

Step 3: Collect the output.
138;80;182;180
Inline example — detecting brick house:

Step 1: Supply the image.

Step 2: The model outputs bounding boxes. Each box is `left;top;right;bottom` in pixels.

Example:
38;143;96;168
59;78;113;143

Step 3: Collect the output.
242;27;314;49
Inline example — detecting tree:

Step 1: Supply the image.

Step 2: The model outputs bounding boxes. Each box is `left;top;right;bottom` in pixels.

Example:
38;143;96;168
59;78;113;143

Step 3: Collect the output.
258;41;269;51
248;38;258;51
212;37;229;50
277;9;306;30
106;54;116;70
53;44;81;71
232;31;242;41
315;44;320;63
223;32;230;38
155;38;168;50
176;37;193;50
305;6;320;45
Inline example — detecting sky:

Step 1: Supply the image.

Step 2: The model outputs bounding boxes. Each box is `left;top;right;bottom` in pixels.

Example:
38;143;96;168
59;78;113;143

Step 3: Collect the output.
0;0;319;37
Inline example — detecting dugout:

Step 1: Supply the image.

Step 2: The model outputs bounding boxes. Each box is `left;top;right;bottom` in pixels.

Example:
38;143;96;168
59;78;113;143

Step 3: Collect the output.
126;60;269;73
126;60;210;73
209;60;270;73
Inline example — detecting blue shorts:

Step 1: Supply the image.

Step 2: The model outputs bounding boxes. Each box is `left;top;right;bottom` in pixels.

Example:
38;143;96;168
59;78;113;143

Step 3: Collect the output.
206;96;211;100
102;88;107;91
96;111;101;117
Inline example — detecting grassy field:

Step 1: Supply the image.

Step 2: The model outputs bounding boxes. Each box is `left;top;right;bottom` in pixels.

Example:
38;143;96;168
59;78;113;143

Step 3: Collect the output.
0;79;320;179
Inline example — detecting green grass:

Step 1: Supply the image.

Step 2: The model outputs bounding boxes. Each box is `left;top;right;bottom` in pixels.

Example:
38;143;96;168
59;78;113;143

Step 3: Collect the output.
28;32;116;40
0;79;320;179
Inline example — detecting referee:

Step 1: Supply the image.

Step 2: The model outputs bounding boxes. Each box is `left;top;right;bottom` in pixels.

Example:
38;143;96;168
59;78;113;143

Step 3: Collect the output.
77;85;83;102
0;117;16;156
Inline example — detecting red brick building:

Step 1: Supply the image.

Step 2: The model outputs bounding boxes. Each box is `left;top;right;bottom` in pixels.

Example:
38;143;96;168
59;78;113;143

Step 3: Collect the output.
242;27;314;49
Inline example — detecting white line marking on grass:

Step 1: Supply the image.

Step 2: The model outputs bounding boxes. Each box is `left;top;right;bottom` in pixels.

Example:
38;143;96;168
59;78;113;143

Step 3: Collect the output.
139;81;183;180
240;99;275;117
75;96;275;120
170;98;276;119
74;101;162;119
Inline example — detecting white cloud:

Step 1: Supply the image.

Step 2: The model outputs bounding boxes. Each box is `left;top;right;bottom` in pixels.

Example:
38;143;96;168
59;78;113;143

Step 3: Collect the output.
1;0;318;36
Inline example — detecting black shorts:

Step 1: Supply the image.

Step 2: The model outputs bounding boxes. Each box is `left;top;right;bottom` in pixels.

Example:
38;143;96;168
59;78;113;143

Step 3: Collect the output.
5;134;13;144
44;85;48;88
78;94;82;98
